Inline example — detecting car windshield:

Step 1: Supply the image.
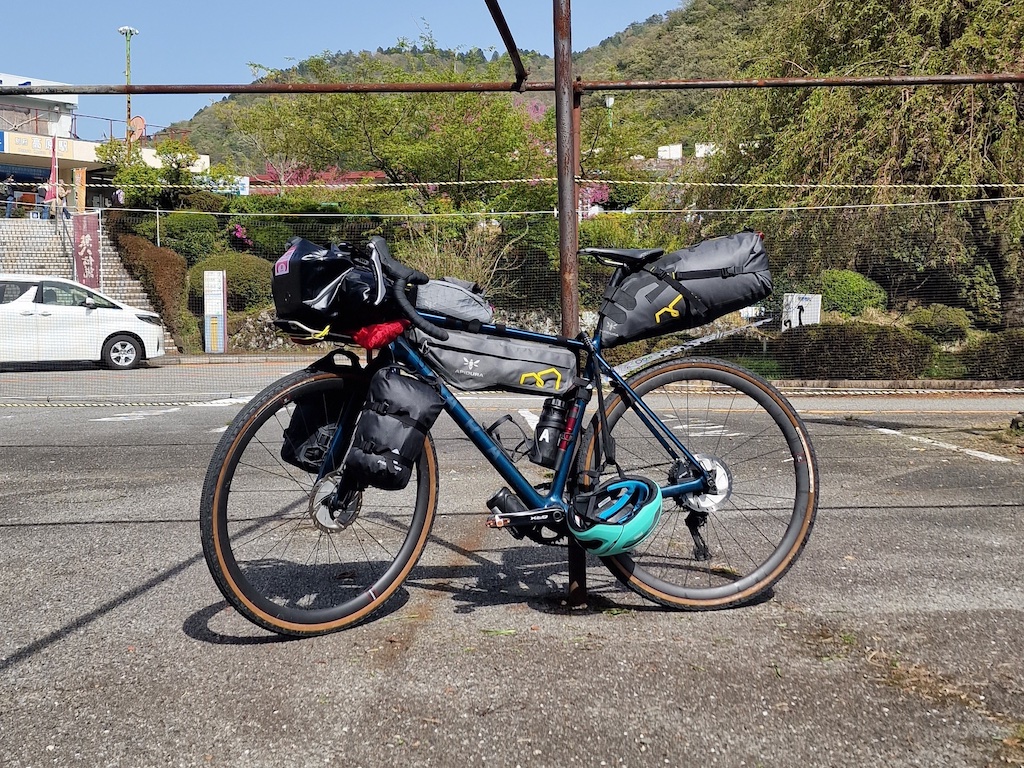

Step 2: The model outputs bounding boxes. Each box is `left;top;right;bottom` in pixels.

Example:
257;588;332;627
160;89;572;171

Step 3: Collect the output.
38;282;119;309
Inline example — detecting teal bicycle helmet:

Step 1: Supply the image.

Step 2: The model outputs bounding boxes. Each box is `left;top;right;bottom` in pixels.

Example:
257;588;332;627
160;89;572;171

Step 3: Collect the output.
568;476;663;556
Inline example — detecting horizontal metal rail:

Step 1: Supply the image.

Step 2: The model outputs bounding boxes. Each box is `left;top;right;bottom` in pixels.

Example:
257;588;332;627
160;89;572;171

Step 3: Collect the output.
4;71;1024;98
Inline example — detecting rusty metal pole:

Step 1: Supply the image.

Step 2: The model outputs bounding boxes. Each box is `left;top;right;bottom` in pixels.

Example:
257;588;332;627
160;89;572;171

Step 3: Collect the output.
554;0;587;607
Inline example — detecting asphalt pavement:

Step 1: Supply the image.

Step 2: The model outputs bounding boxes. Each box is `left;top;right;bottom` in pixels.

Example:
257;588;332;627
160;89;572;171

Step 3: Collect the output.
1;362;1023;767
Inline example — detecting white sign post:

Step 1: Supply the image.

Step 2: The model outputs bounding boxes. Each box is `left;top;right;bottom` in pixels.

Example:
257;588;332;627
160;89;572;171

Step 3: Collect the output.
782;293;822;331
203;270;227;354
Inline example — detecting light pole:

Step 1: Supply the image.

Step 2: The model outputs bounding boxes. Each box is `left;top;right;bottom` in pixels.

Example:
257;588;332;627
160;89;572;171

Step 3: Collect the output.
117;26;139;143
604;95;615;131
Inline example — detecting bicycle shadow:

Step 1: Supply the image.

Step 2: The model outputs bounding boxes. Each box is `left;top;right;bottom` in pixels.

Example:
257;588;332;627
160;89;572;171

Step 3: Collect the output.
181;592;412;646
405;533;655;616
181;536;774;644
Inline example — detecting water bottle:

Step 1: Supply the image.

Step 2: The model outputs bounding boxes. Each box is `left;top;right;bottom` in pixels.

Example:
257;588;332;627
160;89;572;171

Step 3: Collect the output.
528;397;570;468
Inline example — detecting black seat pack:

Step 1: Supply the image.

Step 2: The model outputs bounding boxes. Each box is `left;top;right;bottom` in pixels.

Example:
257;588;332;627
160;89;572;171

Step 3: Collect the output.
344;366;444;491
598;231;772;348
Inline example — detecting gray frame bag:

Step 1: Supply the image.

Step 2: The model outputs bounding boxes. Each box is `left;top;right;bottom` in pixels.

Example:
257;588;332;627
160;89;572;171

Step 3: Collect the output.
598;230;772;348
410;329;578;397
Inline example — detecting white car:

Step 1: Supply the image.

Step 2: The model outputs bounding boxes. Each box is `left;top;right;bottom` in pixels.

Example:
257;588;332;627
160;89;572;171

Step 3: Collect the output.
0;274;165;370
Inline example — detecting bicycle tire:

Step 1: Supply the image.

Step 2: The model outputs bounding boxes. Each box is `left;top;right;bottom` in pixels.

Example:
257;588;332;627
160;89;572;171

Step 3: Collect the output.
578;357;817;610
200;367;438;636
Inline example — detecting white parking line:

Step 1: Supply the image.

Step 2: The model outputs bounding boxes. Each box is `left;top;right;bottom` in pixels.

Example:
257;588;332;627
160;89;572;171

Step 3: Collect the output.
518;409;539;430
89;407;181;422
874;427;1013;463
188;397;253;407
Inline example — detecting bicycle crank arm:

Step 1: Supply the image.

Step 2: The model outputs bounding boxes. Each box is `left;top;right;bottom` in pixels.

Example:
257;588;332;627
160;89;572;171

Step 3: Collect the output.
486;507;565;529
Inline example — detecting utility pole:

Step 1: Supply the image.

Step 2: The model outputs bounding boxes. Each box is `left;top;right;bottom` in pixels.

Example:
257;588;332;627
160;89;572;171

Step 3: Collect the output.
117;26;139;143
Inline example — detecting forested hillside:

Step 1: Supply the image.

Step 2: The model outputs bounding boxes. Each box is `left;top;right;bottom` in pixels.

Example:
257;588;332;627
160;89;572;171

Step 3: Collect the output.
172;1;768;170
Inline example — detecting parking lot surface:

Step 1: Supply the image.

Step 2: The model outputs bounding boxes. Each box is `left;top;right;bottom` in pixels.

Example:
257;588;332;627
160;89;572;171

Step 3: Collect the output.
2;362;1022;766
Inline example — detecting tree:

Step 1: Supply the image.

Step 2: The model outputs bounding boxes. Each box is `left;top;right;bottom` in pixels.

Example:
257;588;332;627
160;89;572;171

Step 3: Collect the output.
94;139;160;208
94;137;204;210
154;138;200;209
221;41;553;214
691;0;1024;328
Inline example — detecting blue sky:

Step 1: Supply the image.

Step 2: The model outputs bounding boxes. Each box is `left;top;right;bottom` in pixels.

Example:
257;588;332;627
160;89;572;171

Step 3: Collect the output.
4;1;677;133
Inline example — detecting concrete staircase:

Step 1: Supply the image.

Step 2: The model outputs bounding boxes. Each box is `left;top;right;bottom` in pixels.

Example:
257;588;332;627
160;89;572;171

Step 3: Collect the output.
0;216;178;353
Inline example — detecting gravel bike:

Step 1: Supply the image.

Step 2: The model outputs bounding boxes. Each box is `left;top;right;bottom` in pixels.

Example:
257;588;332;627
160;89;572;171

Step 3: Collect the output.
199;236;818;636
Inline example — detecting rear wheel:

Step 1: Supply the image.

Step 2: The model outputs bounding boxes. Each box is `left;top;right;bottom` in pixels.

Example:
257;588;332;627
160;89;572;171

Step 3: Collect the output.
199;368;438;636
578;357;817;610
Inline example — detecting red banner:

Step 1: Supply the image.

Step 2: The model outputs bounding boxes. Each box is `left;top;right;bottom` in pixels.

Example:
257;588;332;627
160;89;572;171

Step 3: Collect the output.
72;213;101;289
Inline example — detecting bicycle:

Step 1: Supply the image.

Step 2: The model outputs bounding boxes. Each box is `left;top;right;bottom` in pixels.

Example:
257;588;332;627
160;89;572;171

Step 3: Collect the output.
199;235;818;636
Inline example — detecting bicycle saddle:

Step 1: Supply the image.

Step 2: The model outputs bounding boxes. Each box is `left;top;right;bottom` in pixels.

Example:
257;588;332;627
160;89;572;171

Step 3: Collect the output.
580;247;664;268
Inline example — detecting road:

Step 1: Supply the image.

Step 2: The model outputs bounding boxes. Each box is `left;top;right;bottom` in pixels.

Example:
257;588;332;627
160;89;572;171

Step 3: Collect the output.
1;359;1023;767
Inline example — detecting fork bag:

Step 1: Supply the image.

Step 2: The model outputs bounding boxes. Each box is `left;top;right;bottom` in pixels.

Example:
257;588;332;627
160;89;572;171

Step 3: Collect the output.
344;366;444;491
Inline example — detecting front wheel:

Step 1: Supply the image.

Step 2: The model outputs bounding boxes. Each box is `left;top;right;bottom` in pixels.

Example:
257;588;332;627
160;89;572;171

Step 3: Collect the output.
102;334;142;370
578;357;818;610
199;367;439;636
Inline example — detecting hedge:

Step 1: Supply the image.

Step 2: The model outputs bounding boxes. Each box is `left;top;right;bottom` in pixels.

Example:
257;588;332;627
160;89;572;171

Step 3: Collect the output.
958;329;1024;379
904;303;971;344
820;269;887;316
116;234;198;351
775;322;935;379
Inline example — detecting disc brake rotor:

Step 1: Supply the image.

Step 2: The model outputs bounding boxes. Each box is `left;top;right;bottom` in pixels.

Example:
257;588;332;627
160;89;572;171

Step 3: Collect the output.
309;473;362;533
681;454;733;513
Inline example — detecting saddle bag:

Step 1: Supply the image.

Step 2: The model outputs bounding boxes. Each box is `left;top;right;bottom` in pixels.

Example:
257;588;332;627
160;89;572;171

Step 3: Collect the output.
598;231;772;348
344;366;444;491
410;328;578;396
415;277;494;323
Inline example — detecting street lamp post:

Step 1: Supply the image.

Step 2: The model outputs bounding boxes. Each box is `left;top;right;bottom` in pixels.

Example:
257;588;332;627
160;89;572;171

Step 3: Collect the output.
117;26;139;143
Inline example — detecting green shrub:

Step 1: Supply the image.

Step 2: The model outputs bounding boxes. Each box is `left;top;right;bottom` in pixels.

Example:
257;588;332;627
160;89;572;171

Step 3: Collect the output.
133;211;226;265
776;322;935;379
820;269;887;316
180;191;227;213
246;221;295;259
958;329;1024;379
904;303;971;344
187;252;273;312
160;211;221;238
116;234;199;351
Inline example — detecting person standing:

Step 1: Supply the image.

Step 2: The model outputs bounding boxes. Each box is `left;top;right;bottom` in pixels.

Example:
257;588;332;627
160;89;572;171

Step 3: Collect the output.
2;174;14;218
37;184;50;219
57;182;71;219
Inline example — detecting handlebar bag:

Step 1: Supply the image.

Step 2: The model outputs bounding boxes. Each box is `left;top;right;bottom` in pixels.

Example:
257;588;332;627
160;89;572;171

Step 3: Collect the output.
343;366;444;491
272;237;405;334
598;231;772;348
414;277;494;323
410;328;578;396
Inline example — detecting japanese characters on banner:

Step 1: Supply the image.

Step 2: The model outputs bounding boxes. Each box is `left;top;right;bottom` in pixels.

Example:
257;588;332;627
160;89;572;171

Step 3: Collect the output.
73;213;101;289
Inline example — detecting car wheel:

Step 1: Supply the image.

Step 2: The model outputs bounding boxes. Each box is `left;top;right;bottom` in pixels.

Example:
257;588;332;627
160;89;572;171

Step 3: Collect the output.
102;334;142;370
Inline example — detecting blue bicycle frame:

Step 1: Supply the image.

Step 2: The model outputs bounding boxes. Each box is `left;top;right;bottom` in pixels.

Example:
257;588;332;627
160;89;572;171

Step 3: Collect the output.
385;317;709;515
